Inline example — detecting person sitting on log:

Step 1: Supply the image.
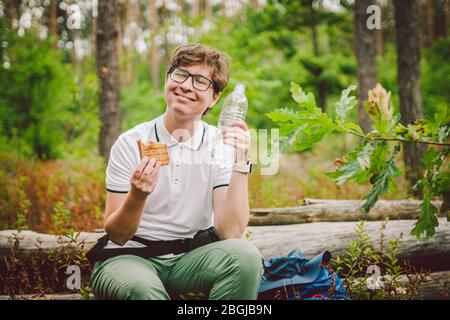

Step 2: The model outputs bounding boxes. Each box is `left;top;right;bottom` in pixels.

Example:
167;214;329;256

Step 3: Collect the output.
88;43;262;300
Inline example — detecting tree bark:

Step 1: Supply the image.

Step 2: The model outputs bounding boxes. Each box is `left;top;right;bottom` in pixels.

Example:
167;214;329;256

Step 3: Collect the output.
149;0;160;91
375;0;384;56
445;0;450;35
248;218;450;271
91;2;97;59
66;0;78;65
2;217;450;271
385;0;396;44
3;0;21;28
427;0;435;45
393;0;427;196
355;0;378;134
115;0;123;69
97;0;122;161
317;81;327;111
123;0;137;86
192;0;201;17
70;30;78;65
323;27;330;54
49;0;58;50
205;0;213;20
310;2;319;57
418;0;425;48
434;0;448;39
249;199;444;225
160;2;171;67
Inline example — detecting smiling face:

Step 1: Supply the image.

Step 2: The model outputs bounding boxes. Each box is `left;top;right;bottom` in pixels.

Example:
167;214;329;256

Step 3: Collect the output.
164;64;220;121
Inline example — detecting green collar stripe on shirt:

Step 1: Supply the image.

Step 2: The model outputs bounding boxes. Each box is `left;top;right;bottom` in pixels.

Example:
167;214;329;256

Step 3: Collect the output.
154;122;206;150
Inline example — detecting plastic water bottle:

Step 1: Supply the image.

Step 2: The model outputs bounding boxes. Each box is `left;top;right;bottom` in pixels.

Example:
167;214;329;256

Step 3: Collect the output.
217;84;248;129
212;84;248;165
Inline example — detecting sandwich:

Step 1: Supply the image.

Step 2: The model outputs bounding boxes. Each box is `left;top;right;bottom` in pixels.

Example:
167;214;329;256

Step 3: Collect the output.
137;139;169;166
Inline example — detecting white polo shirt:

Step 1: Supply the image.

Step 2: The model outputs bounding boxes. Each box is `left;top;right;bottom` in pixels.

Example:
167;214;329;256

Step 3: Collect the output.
104;113;234;253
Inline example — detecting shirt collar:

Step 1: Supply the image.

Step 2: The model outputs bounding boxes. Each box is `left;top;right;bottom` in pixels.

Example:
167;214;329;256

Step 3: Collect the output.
154;114;206;151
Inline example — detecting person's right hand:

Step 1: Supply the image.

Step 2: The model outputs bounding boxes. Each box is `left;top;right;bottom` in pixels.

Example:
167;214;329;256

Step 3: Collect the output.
130;157;161;199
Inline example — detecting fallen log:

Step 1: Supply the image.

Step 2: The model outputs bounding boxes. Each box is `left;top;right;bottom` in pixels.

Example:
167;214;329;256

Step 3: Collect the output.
417;271;450;299
249;199;444;225
0;293;95;300
0;271;448;300
1;218;449;271
248;218;450;271
0;230;102;257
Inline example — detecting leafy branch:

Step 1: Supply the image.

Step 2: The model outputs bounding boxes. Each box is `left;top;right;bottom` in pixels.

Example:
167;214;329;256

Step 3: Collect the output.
350;133;450;147
267;83;450;239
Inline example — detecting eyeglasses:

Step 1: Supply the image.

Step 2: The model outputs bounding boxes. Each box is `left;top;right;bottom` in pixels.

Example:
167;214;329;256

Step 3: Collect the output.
168;67;214;92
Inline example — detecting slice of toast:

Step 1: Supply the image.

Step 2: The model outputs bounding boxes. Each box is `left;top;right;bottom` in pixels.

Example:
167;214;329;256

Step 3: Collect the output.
137;139;169;166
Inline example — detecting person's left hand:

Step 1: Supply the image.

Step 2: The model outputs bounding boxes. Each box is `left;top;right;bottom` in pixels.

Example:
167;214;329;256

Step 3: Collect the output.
219;120;250;164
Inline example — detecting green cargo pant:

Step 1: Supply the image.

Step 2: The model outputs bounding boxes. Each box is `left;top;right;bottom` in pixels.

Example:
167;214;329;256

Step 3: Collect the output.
90;238;263;300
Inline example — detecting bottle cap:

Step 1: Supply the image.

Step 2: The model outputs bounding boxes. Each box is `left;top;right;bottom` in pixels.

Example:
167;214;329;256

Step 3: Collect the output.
235;83;245;93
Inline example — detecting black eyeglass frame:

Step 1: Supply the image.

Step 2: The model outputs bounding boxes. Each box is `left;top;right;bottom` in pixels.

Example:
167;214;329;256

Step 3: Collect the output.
167;67;215;92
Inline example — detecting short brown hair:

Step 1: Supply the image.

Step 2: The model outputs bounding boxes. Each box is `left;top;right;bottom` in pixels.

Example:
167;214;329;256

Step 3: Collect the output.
167;44;231;94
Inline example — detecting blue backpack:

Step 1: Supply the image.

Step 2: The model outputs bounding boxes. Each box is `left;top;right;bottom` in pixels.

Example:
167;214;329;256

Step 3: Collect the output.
258;250;350;300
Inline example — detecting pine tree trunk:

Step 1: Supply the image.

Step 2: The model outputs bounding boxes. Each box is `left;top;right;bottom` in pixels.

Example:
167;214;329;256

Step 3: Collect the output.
355;0;378;134
323;26;330;54
115;0;123;68
205;0;213;20
160;2;171;67
445;0;450;33
434;0;448;39
92;6;97;59
375;0;384;56
70;30;78;65
150;0;160;91
123;0;135;86
317;82;327;111
385;0;396;44
3;0;20;28
192;0;201;17
394;0;427;196
427;0;435;45
418;0;425;49
97;0;121;161
49;0;58;50
310;3;319;57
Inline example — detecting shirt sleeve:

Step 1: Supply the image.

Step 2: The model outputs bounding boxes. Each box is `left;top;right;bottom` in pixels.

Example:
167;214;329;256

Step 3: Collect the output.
106;135;137;193
213;145;235;190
